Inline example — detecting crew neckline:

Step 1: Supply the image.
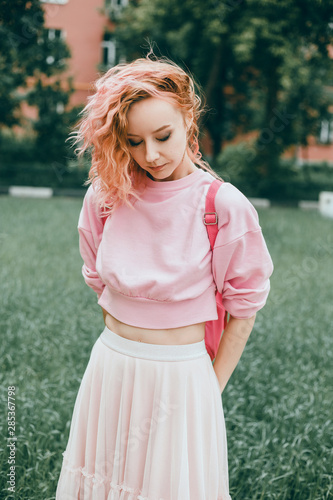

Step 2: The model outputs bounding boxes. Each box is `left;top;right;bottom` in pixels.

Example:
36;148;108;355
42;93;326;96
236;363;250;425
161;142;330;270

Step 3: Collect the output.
144;167;203;191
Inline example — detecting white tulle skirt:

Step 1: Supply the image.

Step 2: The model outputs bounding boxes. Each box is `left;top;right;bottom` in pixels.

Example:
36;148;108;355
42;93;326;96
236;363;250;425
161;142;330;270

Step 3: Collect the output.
56;325;231;500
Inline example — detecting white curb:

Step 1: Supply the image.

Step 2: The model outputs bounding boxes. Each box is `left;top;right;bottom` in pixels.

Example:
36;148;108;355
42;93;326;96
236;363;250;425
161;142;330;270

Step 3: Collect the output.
8;186;54;198
298;200;319;210
319;191;333;218
248;198;271;208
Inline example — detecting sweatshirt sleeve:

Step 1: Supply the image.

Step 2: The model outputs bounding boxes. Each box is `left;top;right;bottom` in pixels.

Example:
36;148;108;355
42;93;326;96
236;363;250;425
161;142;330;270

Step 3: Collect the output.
212;183;274;319
77;184;106;298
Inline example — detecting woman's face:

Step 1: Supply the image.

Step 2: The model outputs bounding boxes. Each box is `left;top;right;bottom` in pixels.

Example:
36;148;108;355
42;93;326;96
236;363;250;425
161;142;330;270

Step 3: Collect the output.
126;97;196;182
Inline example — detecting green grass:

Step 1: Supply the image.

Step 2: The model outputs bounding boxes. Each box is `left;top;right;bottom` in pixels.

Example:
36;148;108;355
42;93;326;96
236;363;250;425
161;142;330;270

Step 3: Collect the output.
0;197;332;499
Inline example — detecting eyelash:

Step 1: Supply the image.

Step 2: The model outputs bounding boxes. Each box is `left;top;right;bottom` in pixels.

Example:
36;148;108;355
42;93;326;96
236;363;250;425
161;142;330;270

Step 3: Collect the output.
129;133;171;147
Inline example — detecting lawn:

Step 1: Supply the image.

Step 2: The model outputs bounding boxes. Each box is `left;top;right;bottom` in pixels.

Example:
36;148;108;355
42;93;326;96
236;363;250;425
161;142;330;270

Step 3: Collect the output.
0;195;332;499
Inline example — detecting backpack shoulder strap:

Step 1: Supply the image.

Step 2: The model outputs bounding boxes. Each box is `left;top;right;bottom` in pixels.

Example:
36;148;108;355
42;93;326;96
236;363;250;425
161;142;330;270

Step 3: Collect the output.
204;179;224;249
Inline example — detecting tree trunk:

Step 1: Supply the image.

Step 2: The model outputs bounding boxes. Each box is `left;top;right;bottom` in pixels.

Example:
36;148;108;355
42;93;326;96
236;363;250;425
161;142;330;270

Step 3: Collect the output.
203;41;227;162
256;63;281;179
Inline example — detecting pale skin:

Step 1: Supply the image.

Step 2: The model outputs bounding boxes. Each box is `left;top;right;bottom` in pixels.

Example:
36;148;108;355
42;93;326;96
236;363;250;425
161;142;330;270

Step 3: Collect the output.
213;314;256;393
101;308;255;394
100;96;256;394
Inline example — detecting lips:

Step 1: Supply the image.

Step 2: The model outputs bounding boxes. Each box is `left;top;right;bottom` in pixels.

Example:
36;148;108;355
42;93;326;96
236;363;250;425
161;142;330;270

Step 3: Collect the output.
149;163;166;170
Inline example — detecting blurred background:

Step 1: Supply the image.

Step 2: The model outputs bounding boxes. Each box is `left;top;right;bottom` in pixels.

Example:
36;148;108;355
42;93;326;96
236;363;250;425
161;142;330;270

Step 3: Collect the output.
0;0;333;200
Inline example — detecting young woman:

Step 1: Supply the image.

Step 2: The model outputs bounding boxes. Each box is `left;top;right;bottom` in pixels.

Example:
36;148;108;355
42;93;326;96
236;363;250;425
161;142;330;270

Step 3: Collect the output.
56;56;273;500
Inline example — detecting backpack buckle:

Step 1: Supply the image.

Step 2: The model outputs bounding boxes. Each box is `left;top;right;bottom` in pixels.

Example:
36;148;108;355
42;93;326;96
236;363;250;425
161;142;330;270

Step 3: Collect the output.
203;212;218;225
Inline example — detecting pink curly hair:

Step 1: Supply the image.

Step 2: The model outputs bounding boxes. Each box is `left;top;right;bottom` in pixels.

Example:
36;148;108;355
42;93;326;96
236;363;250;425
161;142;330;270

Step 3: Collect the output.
71;56;220;215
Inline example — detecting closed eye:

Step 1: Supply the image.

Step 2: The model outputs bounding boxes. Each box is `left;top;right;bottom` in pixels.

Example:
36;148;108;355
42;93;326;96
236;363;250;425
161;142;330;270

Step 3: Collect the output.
128;139;142;147
157;133;171;142
128;133;171;148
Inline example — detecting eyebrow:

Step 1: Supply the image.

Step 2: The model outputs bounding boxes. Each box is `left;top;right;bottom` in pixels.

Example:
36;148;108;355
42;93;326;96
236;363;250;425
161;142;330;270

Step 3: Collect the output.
127;124;171;137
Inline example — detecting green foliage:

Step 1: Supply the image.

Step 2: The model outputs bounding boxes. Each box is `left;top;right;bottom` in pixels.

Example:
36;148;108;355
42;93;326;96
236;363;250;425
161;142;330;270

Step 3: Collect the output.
0;0;76;166
0;133;37;163
114;0;333;194
0;0;71;127
0;0;44;126
215;141;333;200
0;160;89;190
27;79;82;164
230;0;333;181
0;198;332;498
0;132;90;189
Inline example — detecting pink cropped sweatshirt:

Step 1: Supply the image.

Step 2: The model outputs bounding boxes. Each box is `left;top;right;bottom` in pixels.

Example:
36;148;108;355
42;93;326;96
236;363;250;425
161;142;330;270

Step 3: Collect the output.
78;167;273;328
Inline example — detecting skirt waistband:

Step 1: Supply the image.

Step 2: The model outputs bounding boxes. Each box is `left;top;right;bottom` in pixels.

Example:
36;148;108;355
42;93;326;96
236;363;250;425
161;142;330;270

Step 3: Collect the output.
99;326;207;361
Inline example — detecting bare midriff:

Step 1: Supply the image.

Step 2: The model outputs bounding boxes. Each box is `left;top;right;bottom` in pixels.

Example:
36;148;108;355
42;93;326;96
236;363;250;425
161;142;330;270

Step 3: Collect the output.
104;312;206;345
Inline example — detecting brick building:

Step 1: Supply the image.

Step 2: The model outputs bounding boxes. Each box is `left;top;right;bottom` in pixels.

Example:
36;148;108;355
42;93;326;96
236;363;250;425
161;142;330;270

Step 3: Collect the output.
42;0;126;106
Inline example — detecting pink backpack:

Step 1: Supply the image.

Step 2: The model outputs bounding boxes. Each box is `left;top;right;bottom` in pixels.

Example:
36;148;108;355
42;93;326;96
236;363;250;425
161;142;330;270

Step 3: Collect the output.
203;179;228;361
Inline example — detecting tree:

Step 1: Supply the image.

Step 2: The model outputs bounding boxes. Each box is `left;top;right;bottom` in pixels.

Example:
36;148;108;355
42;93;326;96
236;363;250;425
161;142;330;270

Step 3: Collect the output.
0;0;71;128
114;0;247;159
113;0;333;194
0;0;83;167
27;78;81;164
229;0;333;195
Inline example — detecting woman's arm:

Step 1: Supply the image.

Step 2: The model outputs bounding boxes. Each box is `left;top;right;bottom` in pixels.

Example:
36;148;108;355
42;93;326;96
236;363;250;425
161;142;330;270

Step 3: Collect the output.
78;185;106;298
213;314;256;394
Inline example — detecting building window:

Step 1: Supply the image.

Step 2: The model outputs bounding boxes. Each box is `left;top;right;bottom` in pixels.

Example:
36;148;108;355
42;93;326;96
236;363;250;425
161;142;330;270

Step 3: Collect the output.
101;34;125;68
104;0;128;21
41;1;68;5
56;102;65;114
101;36;116;67
105;0;128;8
46;28;66;41
41;28;67;67
319;119;333;144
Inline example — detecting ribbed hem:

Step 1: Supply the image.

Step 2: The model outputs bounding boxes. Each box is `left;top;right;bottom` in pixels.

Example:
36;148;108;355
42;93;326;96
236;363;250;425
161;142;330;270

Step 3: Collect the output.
97;285;218;329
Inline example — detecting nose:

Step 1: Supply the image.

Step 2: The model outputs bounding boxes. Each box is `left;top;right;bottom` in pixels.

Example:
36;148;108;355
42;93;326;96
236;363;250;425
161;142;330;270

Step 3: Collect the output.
145;140;160;164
